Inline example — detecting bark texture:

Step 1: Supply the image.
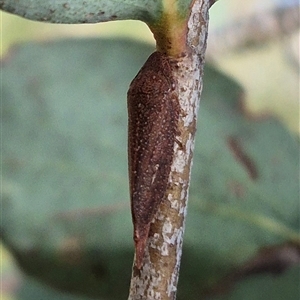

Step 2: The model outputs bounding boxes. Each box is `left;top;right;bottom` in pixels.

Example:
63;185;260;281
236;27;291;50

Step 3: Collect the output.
128;0;210;299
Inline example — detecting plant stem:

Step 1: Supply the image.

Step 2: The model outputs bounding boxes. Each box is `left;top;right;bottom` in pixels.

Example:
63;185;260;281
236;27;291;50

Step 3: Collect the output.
128;0;210;299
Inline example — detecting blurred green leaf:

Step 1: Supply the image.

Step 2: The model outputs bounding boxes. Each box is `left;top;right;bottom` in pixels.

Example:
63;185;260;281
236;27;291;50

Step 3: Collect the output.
212;266;300;300
1;39;299;300
17;276;97;300
2;39;152;299
0;0;191;24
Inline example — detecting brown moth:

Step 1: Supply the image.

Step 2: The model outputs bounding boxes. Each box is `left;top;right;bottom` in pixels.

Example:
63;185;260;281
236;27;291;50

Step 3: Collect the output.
127;51;179;269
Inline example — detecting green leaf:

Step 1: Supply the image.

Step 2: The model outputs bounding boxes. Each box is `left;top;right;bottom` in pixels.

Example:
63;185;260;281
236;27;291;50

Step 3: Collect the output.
2;39;299;299
2;38;152;299
213;266;300;300
0;0;192;24
178;66;300;298
17;276;97;300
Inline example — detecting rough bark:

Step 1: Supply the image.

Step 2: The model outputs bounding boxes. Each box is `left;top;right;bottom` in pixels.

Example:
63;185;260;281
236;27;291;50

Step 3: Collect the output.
128;0;210;299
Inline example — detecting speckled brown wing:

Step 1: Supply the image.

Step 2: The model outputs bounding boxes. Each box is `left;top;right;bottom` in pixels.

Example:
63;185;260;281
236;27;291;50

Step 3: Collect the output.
127;52;179;268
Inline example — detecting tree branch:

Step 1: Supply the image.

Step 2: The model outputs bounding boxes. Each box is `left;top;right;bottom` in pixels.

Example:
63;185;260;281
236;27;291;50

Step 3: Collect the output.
128;0;210;299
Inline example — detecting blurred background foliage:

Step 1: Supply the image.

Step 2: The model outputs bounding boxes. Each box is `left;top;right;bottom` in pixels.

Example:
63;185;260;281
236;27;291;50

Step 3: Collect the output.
1;0;299;299
1;0;299;133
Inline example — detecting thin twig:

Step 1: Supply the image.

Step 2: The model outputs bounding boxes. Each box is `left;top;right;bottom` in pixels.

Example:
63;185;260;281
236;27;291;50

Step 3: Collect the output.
127;0;210;299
